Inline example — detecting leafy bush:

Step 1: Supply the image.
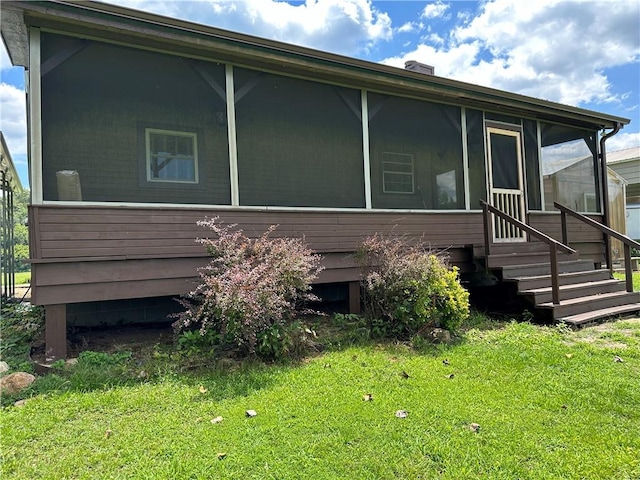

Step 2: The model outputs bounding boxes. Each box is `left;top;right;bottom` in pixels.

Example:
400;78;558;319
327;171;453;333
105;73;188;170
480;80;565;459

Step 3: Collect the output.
173;218;323;359
355;234;469;338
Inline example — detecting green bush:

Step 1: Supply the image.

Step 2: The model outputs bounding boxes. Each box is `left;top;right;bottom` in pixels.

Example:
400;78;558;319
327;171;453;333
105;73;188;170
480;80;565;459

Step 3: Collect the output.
355;234;469;338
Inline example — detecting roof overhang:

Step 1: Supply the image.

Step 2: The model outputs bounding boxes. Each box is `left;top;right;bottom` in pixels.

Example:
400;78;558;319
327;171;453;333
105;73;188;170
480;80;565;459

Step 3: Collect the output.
1;0;631;131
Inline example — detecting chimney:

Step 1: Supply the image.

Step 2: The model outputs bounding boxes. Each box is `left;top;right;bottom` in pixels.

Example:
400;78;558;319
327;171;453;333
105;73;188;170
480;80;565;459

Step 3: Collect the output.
404;60;434;76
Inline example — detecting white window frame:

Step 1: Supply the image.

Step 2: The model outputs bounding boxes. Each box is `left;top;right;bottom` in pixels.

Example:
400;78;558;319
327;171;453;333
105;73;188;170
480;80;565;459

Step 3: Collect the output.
382;152;414;194
145;129;199;184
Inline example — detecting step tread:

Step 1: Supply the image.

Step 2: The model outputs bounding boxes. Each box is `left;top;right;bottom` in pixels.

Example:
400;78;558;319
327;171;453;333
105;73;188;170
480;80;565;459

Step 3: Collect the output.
508;270;609;282
559;304;640;326
500;259;592;271
537;290;639;309
520;279;623;295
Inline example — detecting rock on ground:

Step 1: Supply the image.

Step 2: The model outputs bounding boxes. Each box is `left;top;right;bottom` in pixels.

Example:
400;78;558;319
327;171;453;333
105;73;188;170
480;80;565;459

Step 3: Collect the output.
0;372;36;395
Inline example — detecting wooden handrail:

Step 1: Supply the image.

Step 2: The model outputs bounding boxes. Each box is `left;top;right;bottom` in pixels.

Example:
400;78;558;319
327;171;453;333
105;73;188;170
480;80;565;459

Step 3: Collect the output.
481;200;576;305
554;202;640;293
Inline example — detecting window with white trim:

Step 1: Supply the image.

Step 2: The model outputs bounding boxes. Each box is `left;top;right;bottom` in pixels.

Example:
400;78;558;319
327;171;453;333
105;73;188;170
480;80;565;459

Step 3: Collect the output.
146;129;198;183
382;152;414;194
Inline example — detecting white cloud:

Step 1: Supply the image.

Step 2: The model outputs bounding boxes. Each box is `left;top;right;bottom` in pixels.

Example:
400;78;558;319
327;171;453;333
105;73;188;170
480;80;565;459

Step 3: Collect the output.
422;1;449;20
397;22;416;34
0;82;27;158
108;0;393;55
607;132;640;152
381;0;640;108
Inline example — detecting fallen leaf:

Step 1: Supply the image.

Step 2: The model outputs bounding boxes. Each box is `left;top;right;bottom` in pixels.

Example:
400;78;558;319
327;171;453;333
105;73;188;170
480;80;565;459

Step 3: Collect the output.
389;356;398;362
362;393;373;402
614;355;624;363
217;453;227;460
469;423;480;432
199;385;208;394
442;359;450;366
565;354;573;359
246;410;258;417
445;373;455;379
395;410;409;418
323;363;331;368
211;416;224;424
561;404;568;410
104;429;113;439
400;371;410;379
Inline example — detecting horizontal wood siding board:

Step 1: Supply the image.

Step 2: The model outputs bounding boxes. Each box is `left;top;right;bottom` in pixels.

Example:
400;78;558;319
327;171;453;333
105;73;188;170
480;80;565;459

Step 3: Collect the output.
33;258;207;287
32;278;200;305
32;206;484;261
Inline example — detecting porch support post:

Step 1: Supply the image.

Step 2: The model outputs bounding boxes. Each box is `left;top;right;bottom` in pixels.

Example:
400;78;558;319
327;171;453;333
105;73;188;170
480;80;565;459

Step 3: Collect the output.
29;27;43;204
348;281;361;315
45;304;67;361
361;90;372;209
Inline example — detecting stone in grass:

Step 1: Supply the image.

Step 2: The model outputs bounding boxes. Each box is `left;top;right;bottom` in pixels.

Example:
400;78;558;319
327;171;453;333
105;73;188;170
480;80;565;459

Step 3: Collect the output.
469;423;481;432
246;410;258;417
0;372;35;395
217;453;227;460
613;355;624;363
0;361;9;374
211;416;224;424
362;393;373;402
395;410;409;418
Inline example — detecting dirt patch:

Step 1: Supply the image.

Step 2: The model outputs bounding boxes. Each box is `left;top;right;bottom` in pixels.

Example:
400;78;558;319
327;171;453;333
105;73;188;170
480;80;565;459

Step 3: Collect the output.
67;323;175;357
565;317;640;350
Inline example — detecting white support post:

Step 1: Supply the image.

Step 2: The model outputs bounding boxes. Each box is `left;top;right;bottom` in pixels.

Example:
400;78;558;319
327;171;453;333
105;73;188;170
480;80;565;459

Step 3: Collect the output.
225;64;239;206
536;120;545;211
29;27;43;204
361;90;372;209
461;107;470;210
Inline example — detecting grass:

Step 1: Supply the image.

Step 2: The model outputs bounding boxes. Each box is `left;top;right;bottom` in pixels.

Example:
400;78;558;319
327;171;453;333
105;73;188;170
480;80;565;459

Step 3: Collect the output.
1;316;639;479
613;271;640;291
0;271;30;286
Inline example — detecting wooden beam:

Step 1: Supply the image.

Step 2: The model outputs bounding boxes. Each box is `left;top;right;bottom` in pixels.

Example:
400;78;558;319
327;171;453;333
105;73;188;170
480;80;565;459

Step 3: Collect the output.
41;39;88;77
45;304;67;361
189;60;226;101
234;72;264;104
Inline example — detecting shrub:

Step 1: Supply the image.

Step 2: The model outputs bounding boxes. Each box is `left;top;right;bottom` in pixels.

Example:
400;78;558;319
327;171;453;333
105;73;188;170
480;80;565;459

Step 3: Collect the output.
173;218;323;358
355;234;469;337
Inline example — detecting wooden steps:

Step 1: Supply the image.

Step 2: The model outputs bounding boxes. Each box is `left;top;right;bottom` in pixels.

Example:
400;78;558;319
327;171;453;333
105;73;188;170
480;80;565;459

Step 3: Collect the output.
478;243;640;327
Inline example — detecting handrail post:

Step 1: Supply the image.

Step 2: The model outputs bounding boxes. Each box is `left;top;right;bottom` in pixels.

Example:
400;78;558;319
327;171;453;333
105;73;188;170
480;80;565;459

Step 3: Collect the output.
482;201;492;257
550;245;560;305
624;243;633;293
560;211;568;246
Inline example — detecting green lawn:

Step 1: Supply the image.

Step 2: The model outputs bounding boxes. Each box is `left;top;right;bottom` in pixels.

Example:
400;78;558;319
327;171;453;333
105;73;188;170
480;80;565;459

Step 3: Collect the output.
613;271;640;291
0;271;30;286
1;319;639;479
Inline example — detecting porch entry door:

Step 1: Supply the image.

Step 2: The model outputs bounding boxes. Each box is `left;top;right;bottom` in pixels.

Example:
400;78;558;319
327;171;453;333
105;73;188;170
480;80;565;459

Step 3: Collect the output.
486;127;526;242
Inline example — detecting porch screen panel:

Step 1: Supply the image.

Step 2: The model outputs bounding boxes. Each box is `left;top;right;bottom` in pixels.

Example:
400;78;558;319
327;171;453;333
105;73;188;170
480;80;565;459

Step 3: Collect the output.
368;93;464;210
523;119;541;210
466;109;487;207
40;33;231;205
234;68;364;208
540;123;599;213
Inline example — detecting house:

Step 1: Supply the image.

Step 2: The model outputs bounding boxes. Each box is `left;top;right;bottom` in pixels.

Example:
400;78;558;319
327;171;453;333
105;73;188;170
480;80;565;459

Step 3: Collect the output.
1;132;24;303
2;0;638;359
608;147;640;240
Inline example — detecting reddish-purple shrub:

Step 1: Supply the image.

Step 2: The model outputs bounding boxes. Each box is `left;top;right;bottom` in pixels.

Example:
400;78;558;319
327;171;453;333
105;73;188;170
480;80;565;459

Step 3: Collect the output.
173;218;323;357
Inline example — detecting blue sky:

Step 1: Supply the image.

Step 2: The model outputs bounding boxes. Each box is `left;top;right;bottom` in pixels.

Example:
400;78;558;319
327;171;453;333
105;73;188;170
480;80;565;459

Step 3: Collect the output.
1;0;639;187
